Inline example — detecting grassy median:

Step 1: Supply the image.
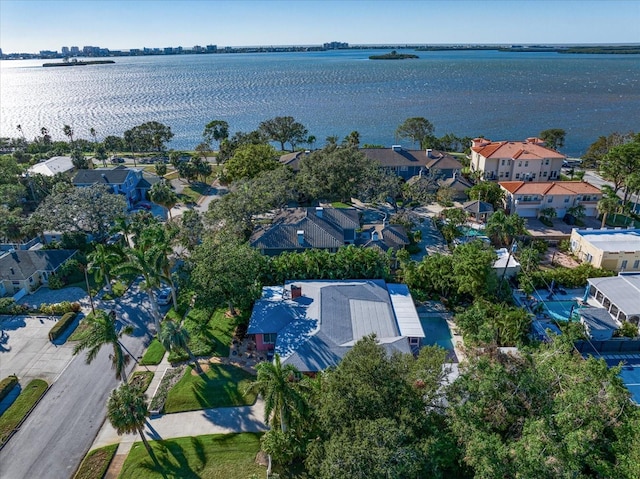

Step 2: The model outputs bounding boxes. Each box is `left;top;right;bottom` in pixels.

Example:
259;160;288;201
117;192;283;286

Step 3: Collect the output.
73;443;118;479
0;379;48;446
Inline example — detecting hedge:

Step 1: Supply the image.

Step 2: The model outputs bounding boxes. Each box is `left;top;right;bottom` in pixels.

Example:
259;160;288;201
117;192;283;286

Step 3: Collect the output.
0;375;18;402
38;301;81;315
48;311;78;341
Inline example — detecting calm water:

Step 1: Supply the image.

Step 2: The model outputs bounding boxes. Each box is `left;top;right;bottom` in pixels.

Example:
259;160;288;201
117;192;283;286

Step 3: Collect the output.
1;49;639;156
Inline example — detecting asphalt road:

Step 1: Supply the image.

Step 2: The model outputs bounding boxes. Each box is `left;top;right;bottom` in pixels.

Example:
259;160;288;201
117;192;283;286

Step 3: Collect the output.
582;169;639;210
0;281;155;479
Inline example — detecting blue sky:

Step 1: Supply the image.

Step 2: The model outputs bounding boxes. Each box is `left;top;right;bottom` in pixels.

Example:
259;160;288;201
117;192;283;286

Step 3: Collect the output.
1;0;639;53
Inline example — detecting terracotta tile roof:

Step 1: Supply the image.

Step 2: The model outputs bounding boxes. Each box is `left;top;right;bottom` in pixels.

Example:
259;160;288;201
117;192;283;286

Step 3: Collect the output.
499;181;602;196
472;140;565;160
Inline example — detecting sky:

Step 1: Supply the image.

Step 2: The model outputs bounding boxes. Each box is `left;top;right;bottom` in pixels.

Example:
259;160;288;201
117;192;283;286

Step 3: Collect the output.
1;0;639;54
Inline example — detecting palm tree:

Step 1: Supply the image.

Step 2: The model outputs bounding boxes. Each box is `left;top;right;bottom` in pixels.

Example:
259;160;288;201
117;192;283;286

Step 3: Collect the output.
244;354;307;433
107;384;160;467
73;310;134;381
597;195;620;229
87;243;123;294
63;124;74;146
159;319;202;373
149;181;178;220
112;248;167;334
135;224;179;309
112;216;133;248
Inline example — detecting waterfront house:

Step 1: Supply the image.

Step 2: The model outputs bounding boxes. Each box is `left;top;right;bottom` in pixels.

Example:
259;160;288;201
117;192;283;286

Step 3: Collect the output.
500;181;602;218
471;137;565;182
361;146;462;180
27;156;75;177
570;228;640;272
72;166;154;208
247;280;425;372
0;249;77;299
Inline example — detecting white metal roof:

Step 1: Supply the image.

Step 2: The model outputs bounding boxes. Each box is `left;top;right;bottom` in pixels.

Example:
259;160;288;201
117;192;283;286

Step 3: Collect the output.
27;156;74;176
588;274;640;317
387;283;425;338
577;229;640;253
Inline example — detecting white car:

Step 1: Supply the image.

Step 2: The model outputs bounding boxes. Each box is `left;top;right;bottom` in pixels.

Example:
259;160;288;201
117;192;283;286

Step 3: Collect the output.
156;289;171;306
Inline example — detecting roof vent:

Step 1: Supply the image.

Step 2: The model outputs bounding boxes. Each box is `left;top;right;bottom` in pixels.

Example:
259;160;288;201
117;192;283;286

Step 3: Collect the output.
297;230;304;245
291;285;302;299
426;148;432;158
391;145;402;151
315;207;323;218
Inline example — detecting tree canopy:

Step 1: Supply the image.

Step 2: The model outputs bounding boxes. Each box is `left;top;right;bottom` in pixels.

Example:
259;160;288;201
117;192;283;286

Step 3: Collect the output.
123;121;174;152
258;116;309;152
539;128;566;150
395;117;435;149
223;143;281;182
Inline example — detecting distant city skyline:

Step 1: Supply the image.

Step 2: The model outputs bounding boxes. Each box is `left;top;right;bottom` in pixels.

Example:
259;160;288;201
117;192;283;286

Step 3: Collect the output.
1;0;639;54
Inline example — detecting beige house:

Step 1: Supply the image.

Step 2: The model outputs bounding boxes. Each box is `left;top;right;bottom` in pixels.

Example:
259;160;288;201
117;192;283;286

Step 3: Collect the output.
500;181;602;218
471;137;565;182
570;228;640;272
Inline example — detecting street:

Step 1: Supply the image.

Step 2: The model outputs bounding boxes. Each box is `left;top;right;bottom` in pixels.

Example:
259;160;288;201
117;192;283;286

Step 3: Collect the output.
581;170;639;211
0;281;155;479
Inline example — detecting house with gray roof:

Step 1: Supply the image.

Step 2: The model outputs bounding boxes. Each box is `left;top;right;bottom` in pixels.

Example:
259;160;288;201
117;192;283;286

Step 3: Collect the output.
587;273;640;325
250;206;409;255
463;200;494;222
0;249;77;298
361;146;462;180
73;166;156;208
247;280;425;372
579;307;620;341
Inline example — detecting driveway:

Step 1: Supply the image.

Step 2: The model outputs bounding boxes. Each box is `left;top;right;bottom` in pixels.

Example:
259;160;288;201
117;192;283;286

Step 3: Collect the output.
525;216;602;240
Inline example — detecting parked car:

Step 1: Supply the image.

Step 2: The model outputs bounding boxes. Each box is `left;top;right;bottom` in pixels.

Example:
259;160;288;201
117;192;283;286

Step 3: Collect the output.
136;202;152;210
106;233;123;246
110;156;125;164
156;288;171;306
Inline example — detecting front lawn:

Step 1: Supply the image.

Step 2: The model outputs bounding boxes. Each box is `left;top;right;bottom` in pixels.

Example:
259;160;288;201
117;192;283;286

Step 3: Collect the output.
164;363;256;413
0;379;48;446
73;444;118;479
119;433;264;479
331;201;352;208
140;338;166;365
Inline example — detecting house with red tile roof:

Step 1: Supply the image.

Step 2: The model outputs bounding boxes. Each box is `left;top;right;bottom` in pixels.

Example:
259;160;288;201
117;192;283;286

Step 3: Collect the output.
499;180;602;218
471;137;565;182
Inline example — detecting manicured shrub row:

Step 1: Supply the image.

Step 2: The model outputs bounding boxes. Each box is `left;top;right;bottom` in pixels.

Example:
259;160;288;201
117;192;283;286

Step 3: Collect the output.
149;365;185;413
0;298;28;315
48;311;78;341
39;301;81;315
529;263;616;288
73;444;118;479
0;375;18;402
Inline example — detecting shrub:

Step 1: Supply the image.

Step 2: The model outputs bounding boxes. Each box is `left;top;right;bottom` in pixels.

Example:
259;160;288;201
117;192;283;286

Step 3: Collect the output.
558;239;571;253
0;298;29;315
0;375;18;402
129;371;154;393
48;311;78;341
529;263;615;289
47;275;65;290
149;365;185;413
38;301;81;315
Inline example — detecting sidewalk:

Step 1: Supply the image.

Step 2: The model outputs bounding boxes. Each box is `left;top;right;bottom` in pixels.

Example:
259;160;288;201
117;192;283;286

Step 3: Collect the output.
91;352;267;478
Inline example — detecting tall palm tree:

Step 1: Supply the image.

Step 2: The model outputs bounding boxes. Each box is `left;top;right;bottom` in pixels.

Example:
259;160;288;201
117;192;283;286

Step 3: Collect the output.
63;124;74;146
112;216;133;248
159;319;202;373
73;310;134;381
112;248;167;334
244;354;307;433
87;243;123;294
136;224;179;309
107;384;160;467
149;181;178;220
597;196;620;229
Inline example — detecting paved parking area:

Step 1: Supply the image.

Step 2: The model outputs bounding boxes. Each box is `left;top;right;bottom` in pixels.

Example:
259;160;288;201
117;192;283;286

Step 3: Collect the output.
0;314;77;384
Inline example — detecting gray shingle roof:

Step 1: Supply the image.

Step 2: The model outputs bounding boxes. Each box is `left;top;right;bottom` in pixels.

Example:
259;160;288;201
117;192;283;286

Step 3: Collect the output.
0;250;76;280
73;166;133;185
463;200;494;214
247;280;424;372
579;307;619;331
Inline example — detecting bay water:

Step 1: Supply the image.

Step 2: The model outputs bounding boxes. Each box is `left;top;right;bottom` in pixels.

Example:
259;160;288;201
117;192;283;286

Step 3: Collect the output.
1;49;639;157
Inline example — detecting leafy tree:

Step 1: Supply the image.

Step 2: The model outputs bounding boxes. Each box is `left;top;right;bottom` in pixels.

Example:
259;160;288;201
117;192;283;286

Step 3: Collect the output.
33;184;127;239
244;354;306;433
190;234;267;314
94;143;108;167
223;143;280;182
154;161;167;177
216;129;269;163
148;181;178;220
259;116;308;151
455;299;531;346
73;310;134;381
107;384;159;466
342;130;360;148
467;181;504;210
202;119;229;150
159;319;202;373
583;131;634;168
87;243;124;294
567;203;586;221
71;148;89;169
177;209;204;251
452;240;498;299
103;135;124;154
395;117;435;149
539;128;566;150
62;124;75;145
600;141;640;202
124;121;174;152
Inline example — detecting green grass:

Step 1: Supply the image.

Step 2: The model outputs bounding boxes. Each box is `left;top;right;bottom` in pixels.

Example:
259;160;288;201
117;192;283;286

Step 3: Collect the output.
101;281;127;300
119;432;265;479
330;201;352;208
0;379;48;445
73;443;118;479
605;214;640;228
164;363;256;413
140;339;166;366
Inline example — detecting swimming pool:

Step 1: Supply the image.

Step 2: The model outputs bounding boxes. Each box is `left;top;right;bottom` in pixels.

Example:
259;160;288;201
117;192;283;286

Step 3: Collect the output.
420;314;454;350
459;226;486;237
543;300;582;322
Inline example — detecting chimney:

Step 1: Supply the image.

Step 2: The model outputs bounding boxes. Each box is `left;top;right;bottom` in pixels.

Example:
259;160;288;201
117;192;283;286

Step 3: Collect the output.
391;145;402;151
297;230;304;245
426;148;432;158
315;206;323;218
291;285;302;299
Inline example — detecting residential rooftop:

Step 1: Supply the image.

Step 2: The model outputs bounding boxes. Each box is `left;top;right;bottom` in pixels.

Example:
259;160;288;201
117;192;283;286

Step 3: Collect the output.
573;228;640;253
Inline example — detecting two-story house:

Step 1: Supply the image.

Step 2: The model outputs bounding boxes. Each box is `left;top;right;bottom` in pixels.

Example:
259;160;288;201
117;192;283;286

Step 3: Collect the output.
72;166;154;208
471;137;565;182
499;181;602;218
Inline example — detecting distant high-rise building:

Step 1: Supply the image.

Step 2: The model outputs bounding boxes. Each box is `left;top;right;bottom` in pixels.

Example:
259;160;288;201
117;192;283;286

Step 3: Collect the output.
70;46;80;54
206;44;217;52
61;46;69;55
323;41;349;49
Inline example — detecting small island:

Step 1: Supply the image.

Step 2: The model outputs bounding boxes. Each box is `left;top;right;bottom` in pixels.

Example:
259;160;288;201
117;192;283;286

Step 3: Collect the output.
369;50;419;60
43;59;115;67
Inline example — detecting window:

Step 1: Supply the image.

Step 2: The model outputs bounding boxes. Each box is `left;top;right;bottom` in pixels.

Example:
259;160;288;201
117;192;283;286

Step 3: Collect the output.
400;166;408;172
545;159;549;165
499;172;504;177
516;173;520;179
634;260;639;269
518;161;522;167
532;173;536;179
505;172;509;178
621;260;628;270
263;333;276;344
525;161;529;167
543;171;548;177
501;159;505;166
564;197;570;203
547;196;553;203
